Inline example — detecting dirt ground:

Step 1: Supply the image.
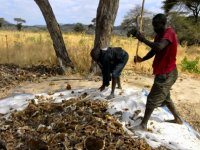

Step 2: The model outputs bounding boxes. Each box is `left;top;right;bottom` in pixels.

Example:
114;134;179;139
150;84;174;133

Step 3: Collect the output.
0;65;200;133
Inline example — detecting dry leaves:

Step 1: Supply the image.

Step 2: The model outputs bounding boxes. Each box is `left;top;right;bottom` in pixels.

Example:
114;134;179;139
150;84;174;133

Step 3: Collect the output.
0;94;166;150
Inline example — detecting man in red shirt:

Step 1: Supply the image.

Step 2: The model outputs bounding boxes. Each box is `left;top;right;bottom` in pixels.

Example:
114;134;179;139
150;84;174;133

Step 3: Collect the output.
134;13;182;130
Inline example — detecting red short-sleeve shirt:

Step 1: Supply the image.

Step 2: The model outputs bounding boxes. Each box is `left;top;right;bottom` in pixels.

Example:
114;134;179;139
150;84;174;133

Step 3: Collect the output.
153;27;178;75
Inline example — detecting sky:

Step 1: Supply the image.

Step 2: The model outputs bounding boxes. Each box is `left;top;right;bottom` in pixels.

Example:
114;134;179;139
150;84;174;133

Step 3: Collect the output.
0;87;200;149
0;0;164;26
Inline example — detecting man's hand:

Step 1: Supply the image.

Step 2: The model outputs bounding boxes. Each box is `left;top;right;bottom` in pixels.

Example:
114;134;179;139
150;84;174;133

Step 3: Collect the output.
99;85;105;91
134;55;143;63
135;31;145;42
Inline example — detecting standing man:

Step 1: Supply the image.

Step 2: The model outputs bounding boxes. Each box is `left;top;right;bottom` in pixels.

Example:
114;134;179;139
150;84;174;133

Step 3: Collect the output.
91;47;129;99
134;13;182;130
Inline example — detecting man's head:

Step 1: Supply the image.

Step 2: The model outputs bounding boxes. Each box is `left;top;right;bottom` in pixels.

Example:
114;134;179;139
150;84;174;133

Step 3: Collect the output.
152;13;167;34
90;48;101;62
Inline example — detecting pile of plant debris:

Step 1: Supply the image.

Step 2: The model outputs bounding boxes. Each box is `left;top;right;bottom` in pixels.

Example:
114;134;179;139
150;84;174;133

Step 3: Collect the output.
0;64;63;89
0;93;167;150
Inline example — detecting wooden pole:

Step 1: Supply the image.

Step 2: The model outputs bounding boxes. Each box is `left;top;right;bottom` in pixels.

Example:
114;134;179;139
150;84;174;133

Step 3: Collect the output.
5;35;8;50
135;0;145;57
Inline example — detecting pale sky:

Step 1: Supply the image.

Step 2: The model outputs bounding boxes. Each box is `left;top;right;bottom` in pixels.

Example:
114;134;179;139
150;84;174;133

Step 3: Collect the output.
0;0;164;26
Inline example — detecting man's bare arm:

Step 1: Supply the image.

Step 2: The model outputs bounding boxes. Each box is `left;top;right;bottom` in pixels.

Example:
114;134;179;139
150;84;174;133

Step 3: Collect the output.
142;49;156;61
136;32;170;52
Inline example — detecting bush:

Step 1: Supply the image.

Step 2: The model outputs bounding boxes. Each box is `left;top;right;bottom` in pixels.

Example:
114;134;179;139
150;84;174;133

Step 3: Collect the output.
168;13;200;46
73;23;86;33
180;57;200;74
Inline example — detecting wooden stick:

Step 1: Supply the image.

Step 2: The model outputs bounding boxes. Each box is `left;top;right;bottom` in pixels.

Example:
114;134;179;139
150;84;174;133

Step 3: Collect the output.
80;90;100;101
135;0;145;57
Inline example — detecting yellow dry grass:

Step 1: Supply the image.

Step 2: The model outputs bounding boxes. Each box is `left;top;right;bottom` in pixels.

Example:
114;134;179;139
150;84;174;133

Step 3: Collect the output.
0;30;199;74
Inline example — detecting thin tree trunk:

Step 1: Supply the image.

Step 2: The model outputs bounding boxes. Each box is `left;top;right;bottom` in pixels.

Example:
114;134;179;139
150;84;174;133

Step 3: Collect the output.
34;0;74;73
94;0;119;48
194;10;199;23
90;0;119;73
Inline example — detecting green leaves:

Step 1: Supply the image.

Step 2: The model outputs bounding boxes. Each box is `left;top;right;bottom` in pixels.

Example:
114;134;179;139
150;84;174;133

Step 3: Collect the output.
14;18;26;23
162;0;200;23
180;57;200;73
162;0;179;13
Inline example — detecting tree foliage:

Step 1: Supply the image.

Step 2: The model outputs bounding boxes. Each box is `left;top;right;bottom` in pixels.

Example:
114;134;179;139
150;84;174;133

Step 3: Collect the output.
168;12;200;45
14;18;26;31
0;18;4;28
88;18;96;30
14;18;26;24
73;23;86;33
121;5;154;37
162;0;200;23
91;18;96;26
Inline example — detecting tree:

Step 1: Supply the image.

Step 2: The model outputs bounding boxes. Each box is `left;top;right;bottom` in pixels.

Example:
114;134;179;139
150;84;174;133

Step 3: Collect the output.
90;0;119;73
34;0;74;72
88;24;94;30
16;23;22;31
162;0;200;23
88;18;96;30
0;18;4;28
168;12;200;45
121;5;154;37
73;23;86;33
87;18;96;34
14;18;26;31
91;18;96;27
94;0;119;49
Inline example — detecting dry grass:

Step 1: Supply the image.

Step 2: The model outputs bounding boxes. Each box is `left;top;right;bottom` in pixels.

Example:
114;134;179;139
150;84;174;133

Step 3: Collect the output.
0;31;56;66
0;30;199;74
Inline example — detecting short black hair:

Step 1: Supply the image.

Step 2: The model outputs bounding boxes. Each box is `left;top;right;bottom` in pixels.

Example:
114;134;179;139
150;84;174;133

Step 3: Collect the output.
153;13;167;25
90;48;101;62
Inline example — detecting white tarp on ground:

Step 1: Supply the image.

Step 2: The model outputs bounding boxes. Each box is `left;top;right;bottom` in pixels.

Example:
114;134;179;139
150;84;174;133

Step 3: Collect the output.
0;87;200;150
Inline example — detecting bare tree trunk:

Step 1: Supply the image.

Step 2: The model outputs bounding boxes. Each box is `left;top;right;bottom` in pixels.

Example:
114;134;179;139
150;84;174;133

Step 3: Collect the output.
34;0;74;73
193;9;199;23
90;0;119;73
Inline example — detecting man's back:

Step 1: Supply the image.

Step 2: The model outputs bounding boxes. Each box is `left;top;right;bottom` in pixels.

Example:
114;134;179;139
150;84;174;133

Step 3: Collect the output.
100;47;127;66
99;47;128;86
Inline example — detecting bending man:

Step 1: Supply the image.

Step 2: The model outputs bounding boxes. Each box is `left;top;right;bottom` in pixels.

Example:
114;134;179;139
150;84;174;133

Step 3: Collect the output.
91;47;129;99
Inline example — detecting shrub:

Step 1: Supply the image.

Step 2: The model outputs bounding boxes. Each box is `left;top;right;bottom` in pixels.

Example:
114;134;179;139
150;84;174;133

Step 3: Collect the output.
73;23;86;33
168;13;200;46
180;57;200;74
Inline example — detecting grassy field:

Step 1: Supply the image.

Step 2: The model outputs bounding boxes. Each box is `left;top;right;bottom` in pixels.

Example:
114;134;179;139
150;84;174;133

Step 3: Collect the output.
0;30;199;74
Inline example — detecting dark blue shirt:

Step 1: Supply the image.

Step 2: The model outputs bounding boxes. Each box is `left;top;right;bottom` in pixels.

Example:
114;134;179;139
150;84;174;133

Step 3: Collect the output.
99;47;128;86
